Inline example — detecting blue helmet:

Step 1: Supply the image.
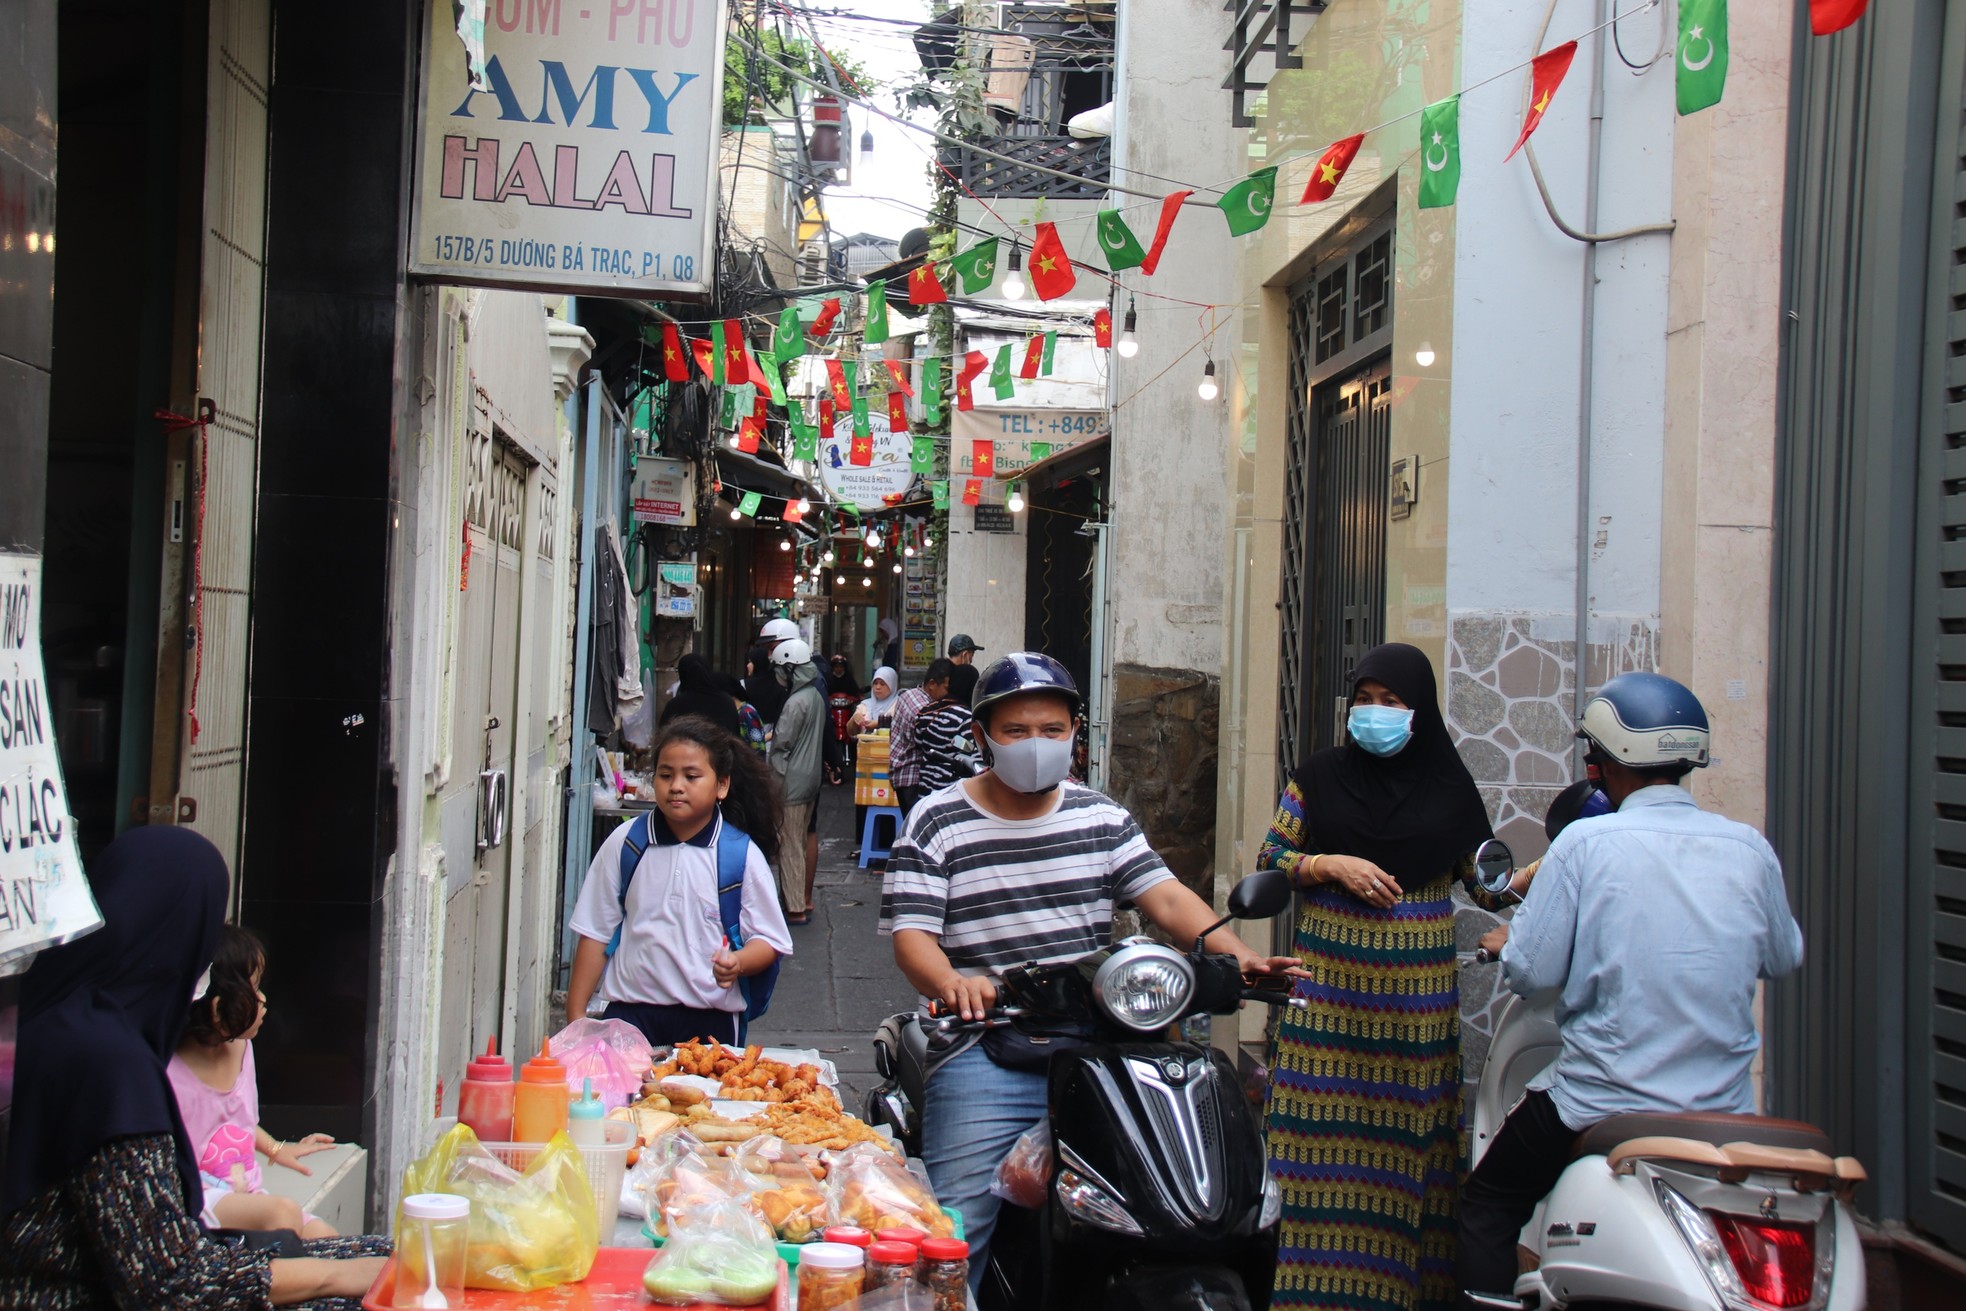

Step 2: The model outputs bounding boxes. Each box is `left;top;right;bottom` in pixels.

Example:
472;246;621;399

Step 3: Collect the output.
971;652;1083;727
1578;672;1711;769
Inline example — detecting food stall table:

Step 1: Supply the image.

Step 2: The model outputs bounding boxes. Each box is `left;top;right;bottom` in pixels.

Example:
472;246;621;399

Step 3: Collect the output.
362;1248;788;1311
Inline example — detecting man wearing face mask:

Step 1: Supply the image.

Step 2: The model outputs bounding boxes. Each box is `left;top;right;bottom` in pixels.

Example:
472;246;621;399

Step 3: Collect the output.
879;652;1300;1289
1456;673;1805;1306
768;639;826;925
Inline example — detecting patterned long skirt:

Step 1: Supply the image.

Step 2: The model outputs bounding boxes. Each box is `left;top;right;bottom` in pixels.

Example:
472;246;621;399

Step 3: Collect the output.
1265;876;1461;1311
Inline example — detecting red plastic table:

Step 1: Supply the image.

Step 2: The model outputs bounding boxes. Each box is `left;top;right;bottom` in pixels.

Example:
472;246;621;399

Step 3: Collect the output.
362;1248;788;1311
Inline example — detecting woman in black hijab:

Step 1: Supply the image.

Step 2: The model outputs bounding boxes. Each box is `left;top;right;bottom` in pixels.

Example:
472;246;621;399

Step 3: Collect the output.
0;826;389;1308
1258;643;1494;1311
660;653;742;736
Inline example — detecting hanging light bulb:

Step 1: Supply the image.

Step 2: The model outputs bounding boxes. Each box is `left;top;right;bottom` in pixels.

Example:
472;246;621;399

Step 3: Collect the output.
797;496;811;514
1414;341;1436;368
837;574;847;586
1006;483;1026;513
1003;242;1026;301
923;532;934;548
730;505;743;520
822;547;835;564
778;537;792;551
866;528;883;551
892;561;903;574
904;544;916;558
860;128;876;153
861;576;873;588
1197;358;1219;402
1116;298;1140;359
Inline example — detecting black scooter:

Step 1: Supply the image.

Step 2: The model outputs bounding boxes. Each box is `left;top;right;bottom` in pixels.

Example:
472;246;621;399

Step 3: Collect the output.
866;869;1302;1311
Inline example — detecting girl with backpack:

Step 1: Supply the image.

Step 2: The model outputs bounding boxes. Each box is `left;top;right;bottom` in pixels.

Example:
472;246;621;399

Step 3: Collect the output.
565;717;794;1047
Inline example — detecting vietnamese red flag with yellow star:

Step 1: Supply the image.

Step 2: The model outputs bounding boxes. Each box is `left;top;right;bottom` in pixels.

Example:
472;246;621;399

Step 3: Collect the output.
1093;308;1113;348
962;479;983;506
908;259;949;306
819;398;835;441
1020;335;1045;380
1028;222;1077;300
1506;42;1577;161
884;360;915;397
691;336;716;381
811;298;842;338
1140;189;1194;276
973;440;996;478
751;390;768;422
737;418;762;453
1810;0;1867;34
721;319;750;384
825;359;851;409
887;393;909;433
661;323;689;382
850;434;874;466
955;350;987;413
1299;134;1365;204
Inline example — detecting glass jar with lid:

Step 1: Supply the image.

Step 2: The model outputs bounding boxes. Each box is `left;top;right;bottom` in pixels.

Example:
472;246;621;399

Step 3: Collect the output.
795;1240;866;1311
917;1237;970;1311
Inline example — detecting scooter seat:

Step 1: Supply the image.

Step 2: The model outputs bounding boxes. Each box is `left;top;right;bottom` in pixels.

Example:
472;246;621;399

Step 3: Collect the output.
1572;1112;1832;1160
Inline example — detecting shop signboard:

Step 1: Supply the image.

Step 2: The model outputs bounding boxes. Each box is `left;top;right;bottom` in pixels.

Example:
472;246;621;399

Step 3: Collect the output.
950;409;1105;475
0;555;102;975
409;0;729;298
902;550;936;670
632;455;696;525
817;412;913;508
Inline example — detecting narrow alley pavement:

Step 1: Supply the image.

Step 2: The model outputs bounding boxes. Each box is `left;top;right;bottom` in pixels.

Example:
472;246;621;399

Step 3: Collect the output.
746;782;918;1114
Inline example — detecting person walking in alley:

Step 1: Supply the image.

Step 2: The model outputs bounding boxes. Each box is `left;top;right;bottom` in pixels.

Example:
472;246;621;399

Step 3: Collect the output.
945;633;982;666
889;658;953;814
768;639;826;925
1258;642;1503;1311
880;653;1300;1295
659;653;741;737
564;717;792;1046
1456;675;1804;1303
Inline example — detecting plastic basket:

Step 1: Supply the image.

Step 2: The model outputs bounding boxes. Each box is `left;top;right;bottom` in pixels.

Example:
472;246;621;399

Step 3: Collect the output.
478;1119;633;1235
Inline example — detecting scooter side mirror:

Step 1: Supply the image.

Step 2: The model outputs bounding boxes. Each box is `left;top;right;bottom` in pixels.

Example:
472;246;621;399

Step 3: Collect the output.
1228;869;1295;921
1473;838;1516;897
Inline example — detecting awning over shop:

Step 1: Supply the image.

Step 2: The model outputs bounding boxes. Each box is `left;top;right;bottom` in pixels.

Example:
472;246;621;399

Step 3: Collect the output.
715;447;817;504
1018;431;1108;488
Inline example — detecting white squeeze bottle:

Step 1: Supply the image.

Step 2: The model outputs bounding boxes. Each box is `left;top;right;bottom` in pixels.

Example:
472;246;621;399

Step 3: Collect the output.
568;1076;606;1147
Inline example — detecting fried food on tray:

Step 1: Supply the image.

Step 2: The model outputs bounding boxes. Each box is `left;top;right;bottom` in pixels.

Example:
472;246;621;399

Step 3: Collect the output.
646;1042;838;1103
754;1093;897;1155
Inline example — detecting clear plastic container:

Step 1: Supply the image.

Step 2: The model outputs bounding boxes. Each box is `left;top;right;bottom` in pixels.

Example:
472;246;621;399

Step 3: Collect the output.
393;1193;469;1307
795;1241;866;1311
918;1237;970;1311
866;1239;920;1292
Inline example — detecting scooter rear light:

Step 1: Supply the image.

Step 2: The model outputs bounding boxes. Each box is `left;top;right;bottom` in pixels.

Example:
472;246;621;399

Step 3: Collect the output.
1706;1213;1816;1309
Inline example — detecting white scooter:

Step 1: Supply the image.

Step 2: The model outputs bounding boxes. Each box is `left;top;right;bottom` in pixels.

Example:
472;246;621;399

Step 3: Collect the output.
1464;829;1867;1311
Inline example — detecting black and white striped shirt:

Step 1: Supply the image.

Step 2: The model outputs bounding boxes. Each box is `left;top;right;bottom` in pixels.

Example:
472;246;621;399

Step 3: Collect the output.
879;781;1174;973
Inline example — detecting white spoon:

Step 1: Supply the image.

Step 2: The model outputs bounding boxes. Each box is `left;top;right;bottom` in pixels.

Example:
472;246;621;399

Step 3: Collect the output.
416;1216;448;1310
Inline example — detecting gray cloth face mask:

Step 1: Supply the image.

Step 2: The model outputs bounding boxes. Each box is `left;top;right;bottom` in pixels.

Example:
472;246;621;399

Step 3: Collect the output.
987;733;1074;793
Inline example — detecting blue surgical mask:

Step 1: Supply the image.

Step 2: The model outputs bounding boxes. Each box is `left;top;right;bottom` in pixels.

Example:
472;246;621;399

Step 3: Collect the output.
1348;704;1415;756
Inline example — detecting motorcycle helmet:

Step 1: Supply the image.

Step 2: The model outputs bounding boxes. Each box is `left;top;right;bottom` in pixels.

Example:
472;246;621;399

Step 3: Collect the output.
970;652;1083;728
1577;672;1711;768
769;638;814;668
760;617;800;644
1544;777;1614;840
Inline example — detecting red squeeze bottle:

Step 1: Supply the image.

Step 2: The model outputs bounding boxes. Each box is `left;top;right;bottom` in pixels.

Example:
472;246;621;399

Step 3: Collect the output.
457;1037;515;1142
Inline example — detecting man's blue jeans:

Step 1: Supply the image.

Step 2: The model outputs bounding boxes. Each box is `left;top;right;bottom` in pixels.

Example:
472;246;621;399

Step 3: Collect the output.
920;1041;1048;1294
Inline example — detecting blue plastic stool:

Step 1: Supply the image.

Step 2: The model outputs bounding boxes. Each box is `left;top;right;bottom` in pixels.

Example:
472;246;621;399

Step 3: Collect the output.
858;806;904;868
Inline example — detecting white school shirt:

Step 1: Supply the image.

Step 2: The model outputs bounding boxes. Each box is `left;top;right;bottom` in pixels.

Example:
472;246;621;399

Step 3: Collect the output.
569;812;794;1013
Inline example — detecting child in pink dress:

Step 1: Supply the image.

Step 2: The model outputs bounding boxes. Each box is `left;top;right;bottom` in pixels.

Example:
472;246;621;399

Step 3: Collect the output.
167;925;339;1238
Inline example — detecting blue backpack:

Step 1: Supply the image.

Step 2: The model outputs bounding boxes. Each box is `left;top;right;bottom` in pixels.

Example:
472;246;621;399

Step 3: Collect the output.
605;814;780;1042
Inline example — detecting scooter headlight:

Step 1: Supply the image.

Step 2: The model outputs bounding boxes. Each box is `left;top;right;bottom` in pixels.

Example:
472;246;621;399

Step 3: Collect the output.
1092;941;1196;1032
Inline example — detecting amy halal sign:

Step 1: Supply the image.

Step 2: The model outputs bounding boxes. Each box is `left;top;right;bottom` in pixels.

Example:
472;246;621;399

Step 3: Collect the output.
410;0;729;298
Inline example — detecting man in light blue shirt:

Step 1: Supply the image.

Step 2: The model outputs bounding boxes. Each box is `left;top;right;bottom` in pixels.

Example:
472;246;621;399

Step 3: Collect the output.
1456;674;1804;1301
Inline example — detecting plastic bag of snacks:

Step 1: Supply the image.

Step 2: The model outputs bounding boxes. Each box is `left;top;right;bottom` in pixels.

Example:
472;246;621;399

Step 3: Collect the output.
401;1123;599;1291
641;1197;783;1306
642;1130;766;1238
989;1118;1051;1209
733;1136;832;1243
824;1142;956;1238
548;1017;653;1108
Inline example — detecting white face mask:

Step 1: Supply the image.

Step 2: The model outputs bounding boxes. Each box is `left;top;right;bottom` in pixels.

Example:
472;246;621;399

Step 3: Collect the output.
987;732;1075;794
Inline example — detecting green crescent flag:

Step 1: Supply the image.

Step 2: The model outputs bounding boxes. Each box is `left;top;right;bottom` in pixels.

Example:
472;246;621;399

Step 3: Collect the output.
708;320;729;384
931;480;950;510
851;393;871;438
755;351;788;406
791;421;818;462
947;239;999;294
1676;0;1728;115
737;491;762;517
774;306;803;361
1217;168;1277;237
1418;97;1461;210
923;357;944;425
1096;209;1147;272
1041;331;1057;376
865;280;890;345
718;386;740;428
912;436;935;474
990;344;1015;401
1029;440;1052;461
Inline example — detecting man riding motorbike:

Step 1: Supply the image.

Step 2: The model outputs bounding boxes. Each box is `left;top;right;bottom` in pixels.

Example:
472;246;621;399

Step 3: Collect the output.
1457;673;1806;1304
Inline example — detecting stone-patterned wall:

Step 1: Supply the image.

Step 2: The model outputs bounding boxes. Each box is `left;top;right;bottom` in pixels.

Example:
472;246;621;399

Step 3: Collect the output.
1444;611;1658;1082
1107;664;1220;893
